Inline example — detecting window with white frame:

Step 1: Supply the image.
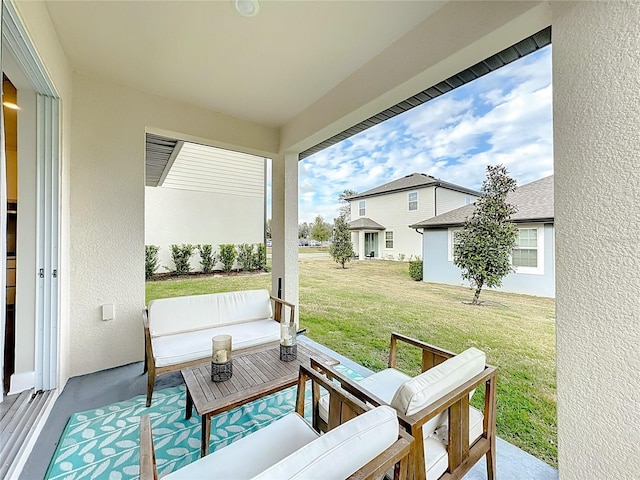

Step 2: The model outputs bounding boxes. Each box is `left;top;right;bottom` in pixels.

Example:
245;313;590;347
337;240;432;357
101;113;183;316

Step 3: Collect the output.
511;226;544;274
385;231;394;248
447;228;462;261
408;191;418;211
450;225;544;274
359;200;365;216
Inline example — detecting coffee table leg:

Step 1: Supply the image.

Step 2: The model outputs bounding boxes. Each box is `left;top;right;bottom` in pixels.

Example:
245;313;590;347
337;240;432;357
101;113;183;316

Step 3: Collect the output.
185;389;193;420
200;414;211;457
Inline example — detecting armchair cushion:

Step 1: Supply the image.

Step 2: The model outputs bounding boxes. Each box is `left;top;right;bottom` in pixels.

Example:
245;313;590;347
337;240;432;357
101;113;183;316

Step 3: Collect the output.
162;412;319;479
253;405;399;480
390;347;485;436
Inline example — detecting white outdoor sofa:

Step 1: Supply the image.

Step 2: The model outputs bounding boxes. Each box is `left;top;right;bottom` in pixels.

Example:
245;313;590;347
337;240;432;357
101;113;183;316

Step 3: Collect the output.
143;289;295;407
140;364;413;480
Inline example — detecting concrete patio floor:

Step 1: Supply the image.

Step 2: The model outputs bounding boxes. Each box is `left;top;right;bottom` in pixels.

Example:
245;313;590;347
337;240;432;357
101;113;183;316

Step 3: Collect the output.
19;337;558;480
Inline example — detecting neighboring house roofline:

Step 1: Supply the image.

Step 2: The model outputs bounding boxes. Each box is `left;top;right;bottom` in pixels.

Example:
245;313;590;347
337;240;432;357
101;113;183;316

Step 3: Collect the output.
412;217;555;230
410;175;554;229
347;172;480;201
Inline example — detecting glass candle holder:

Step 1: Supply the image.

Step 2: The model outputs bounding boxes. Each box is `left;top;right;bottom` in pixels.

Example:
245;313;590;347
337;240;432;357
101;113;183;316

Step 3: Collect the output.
211;334;232;381
280;321;297;361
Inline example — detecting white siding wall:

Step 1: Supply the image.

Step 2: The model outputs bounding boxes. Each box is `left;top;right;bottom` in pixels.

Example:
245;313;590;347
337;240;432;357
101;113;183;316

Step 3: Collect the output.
350;186;474;260
145;186;264;272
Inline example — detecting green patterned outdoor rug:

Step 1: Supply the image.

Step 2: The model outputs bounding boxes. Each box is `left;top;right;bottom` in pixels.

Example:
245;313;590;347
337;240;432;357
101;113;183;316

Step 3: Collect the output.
45;364;365;480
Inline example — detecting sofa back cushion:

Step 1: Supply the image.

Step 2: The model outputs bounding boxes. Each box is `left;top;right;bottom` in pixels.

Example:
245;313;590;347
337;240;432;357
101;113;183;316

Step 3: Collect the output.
148;289;273;337
390;347;485;435
252;405;399;480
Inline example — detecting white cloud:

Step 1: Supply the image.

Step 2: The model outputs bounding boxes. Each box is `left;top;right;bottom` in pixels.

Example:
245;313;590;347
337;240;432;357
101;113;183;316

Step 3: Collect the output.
298;46;553;222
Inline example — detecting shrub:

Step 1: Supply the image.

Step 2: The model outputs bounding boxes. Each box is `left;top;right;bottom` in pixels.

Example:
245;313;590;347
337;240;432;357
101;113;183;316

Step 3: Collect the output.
237;243;256;271
256;243;268;271
170;244;194;275
219;244;237;273
145;245;160;280
197;244;216;274
398;253;406;262
409;260;423;281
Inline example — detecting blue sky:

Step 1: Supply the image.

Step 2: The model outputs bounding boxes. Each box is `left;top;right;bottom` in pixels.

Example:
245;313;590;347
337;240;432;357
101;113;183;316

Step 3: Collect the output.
298;45;553;224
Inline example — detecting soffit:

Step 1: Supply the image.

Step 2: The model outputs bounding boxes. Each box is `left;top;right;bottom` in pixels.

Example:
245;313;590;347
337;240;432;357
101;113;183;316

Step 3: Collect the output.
45;1;445;128
146;134;265;196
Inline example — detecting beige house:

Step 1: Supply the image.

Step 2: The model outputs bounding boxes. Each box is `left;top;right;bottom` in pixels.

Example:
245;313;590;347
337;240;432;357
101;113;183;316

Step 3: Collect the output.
0;2;638;479
347;173;479;260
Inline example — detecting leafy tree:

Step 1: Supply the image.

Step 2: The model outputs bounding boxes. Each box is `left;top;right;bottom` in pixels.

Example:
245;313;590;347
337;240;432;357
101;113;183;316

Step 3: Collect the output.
330;216;354;268
219;244;237;273
197;244;216;274
310;215;332;243
338;189;357;221
453;164;518;304
170;244;194;275
145;245;160;279
298;222;310;240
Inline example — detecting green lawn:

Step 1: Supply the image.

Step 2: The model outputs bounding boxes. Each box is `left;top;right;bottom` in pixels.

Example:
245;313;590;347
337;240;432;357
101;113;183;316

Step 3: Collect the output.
146;257;557;467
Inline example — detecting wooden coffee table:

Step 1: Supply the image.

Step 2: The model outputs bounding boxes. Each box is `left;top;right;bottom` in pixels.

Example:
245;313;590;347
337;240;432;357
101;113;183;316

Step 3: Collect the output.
181;341;339;457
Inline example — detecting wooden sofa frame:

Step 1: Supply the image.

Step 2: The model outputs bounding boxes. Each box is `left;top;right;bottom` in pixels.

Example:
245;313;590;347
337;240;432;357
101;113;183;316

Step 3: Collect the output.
311;332;497;480
143;295;295;407
140;363;413;480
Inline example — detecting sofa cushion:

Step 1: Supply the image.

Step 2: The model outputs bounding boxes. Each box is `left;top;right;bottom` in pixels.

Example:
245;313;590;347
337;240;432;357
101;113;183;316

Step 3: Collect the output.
163;412;319;480
152;319;280;368
253;405;399;480
148;289;273;337
390;347;485;435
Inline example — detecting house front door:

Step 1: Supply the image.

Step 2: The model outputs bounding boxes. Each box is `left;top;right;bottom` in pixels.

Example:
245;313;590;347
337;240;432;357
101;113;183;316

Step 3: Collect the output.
364;232;378;258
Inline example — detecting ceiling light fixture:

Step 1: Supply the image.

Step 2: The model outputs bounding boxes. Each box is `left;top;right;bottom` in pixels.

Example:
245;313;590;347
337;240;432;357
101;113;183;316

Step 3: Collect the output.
2;101;20;110
234;0;259;17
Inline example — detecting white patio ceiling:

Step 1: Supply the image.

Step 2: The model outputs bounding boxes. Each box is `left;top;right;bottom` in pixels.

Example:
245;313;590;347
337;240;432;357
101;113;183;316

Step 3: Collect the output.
44;1;446;128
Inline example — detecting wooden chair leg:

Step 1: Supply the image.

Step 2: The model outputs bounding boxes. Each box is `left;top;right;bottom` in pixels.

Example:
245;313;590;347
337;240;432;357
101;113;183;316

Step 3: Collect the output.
146;366;155;408
486;436;496;480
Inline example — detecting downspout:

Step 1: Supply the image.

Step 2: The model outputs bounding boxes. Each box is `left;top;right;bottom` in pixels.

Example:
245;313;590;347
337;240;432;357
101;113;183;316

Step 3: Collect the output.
433;185;440;217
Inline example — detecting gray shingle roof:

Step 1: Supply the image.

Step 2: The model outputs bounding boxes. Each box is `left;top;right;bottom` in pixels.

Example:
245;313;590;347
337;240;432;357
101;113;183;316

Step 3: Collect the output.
347;217;385;230
348;173;479;200
410;175;554;229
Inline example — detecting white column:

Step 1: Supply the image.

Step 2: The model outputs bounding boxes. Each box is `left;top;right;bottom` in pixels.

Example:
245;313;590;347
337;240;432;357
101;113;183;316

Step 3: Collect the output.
270;153;299;323
553;2;640;478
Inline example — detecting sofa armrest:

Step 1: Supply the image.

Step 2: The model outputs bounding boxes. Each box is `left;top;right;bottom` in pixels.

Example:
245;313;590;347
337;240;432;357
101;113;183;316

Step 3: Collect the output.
390;332;456;371
270;295;296;324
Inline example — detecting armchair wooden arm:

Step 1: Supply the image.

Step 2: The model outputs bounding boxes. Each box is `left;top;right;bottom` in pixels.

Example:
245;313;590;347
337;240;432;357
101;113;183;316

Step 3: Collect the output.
388;332;455;371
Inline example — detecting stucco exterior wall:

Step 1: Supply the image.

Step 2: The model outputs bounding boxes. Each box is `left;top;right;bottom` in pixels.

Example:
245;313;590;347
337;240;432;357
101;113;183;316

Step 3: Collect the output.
422;223;555;298
145;186;264;271
552;2;640;478
69;73;278;377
